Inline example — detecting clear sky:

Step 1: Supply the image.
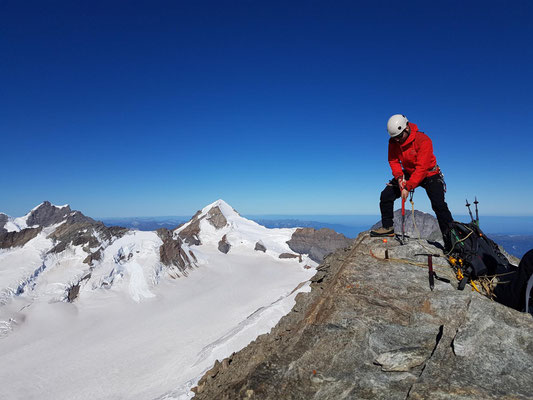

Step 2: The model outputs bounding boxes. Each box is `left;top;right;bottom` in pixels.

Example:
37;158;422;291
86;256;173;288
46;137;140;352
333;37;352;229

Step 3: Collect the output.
2;0;532;218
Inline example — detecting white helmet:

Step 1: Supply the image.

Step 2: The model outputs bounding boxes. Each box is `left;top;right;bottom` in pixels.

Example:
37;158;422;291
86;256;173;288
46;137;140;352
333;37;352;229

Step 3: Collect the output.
387;114;408;137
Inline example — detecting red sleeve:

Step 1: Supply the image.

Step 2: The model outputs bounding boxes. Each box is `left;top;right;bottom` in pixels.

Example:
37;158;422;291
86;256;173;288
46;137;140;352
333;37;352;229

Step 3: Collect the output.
388;141;403;179
405;135;433;191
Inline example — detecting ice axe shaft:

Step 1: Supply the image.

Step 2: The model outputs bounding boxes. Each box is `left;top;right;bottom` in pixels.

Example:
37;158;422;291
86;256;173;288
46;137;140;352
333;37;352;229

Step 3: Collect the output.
401;197;406;243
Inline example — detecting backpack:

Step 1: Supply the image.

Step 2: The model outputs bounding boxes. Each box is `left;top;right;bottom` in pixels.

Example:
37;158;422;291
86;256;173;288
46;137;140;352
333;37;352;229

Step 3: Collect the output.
446;221;533;314
446;221;515;288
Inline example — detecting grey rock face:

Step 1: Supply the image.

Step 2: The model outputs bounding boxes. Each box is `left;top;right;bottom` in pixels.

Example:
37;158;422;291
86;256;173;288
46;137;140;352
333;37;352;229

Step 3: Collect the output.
192;234;533;400
218;234;231;254
83;249;102;266
0;213;7;234
374;347;429;372
207;206;228;229
48;216;127;254
279;253;300;260
156;228;196;275
177;206;228;246
26;201;73;227
177;210;203;246
254;241;266;252
372;209;442;241
0;227;42;249
287;227;353;263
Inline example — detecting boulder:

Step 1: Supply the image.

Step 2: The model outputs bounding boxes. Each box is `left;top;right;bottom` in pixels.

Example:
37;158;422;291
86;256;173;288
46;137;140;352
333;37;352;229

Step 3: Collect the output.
287;228;353;263
218;234;231;254
255;241;266;252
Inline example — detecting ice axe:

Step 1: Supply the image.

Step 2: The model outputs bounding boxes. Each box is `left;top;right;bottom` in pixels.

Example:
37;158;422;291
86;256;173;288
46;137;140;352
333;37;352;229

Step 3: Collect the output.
415;253;451;290
401;196;406;244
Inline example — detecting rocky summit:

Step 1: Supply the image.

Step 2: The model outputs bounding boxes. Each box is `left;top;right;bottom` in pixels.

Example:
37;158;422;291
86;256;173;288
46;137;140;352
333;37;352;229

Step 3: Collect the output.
192;233;533;399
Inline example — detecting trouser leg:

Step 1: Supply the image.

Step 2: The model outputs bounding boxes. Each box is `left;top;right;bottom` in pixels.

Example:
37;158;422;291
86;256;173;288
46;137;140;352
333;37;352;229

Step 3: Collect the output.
423;175;454;236
380;183;401;228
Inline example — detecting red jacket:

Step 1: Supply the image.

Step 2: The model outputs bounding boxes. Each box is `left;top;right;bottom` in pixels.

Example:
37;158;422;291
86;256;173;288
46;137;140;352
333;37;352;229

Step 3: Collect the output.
388;122;439;191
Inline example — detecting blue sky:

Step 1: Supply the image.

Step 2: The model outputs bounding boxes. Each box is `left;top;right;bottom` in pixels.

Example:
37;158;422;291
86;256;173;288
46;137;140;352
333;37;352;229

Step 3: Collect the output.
1;0;532;218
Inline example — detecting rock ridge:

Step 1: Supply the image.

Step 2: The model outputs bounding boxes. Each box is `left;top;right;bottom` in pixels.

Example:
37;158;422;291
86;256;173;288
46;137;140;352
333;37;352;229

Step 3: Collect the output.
192;233;533;399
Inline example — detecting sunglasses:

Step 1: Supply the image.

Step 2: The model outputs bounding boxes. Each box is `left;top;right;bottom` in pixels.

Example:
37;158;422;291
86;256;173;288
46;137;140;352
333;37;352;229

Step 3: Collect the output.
392;130;407;141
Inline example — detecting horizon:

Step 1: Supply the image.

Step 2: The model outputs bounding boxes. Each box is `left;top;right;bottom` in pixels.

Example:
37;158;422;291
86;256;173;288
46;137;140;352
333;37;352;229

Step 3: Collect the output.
4;199;533;220
2;1;532;217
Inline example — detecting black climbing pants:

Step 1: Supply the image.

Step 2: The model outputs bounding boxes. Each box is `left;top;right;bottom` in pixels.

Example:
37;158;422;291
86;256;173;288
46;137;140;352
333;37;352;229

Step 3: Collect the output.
380;174;454;236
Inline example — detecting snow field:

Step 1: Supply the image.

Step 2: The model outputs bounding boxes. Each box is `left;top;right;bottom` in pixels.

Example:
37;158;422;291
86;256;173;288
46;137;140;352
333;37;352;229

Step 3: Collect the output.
0;199;317;399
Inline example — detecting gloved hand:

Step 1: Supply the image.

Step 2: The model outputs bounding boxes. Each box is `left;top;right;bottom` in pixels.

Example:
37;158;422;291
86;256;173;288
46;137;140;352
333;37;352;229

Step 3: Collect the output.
397;176;407;191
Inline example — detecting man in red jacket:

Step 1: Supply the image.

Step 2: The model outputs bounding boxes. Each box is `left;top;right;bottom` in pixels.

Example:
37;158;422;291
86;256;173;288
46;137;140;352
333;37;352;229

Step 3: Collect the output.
370;114;453;246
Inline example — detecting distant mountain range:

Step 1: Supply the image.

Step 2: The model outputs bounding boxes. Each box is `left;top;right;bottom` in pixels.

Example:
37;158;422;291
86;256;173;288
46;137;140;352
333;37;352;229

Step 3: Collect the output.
101;215;533;258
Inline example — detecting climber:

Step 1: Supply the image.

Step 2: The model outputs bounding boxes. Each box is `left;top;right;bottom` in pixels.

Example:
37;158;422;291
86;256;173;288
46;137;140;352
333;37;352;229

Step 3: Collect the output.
370;114;454;249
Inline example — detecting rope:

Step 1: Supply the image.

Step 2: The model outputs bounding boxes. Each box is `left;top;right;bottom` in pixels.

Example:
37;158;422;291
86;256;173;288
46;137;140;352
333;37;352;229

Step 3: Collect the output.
444;229;473;257
369;249;450;274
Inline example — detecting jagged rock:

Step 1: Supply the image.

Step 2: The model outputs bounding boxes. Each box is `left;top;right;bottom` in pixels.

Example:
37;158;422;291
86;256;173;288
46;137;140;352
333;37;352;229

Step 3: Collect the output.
207;206;228;229
372;209;442;241
0;227;42;249
26;201;74;227
177;206;229;246
67;272;92;302
279;253;300;260
157;228;195;273
218;234;231;254
48;219;127;254
287;227;353;263
192;233;533;399
177;210;202;246
255;241;266;252
0;213;7;234
83;248;102;266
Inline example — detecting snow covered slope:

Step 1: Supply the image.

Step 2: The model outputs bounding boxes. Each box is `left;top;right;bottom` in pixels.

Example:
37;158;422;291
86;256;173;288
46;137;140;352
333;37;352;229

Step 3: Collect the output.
0;199;318;399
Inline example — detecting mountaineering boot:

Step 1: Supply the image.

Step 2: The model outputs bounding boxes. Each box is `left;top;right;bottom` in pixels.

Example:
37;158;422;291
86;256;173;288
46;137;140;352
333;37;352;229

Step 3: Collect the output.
370;226;395;237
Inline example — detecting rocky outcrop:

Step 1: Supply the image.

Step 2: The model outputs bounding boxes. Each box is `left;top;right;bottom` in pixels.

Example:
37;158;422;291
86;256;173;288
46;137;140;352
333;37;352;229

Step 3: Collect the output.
287;228;353;263
157;228;196;275
372;209;442;241
279;253;301;261
0;213;7;234
48;217;128;254
83;249;102;266
177;206;229;246
254;241;266;252
0;227;42;249
218;234;231;254
207;206;228;229
66;272;91;302
177;210;203;246
192;233;533;399
26;201;76;227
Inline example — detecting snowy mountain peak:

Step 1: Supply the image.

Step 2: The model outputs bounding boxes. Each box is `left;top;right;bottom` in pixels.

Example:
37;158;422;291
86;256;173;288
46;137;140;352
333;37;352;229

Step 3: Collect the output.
175;199;263;247
1;201;74;232
200;199;240;219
